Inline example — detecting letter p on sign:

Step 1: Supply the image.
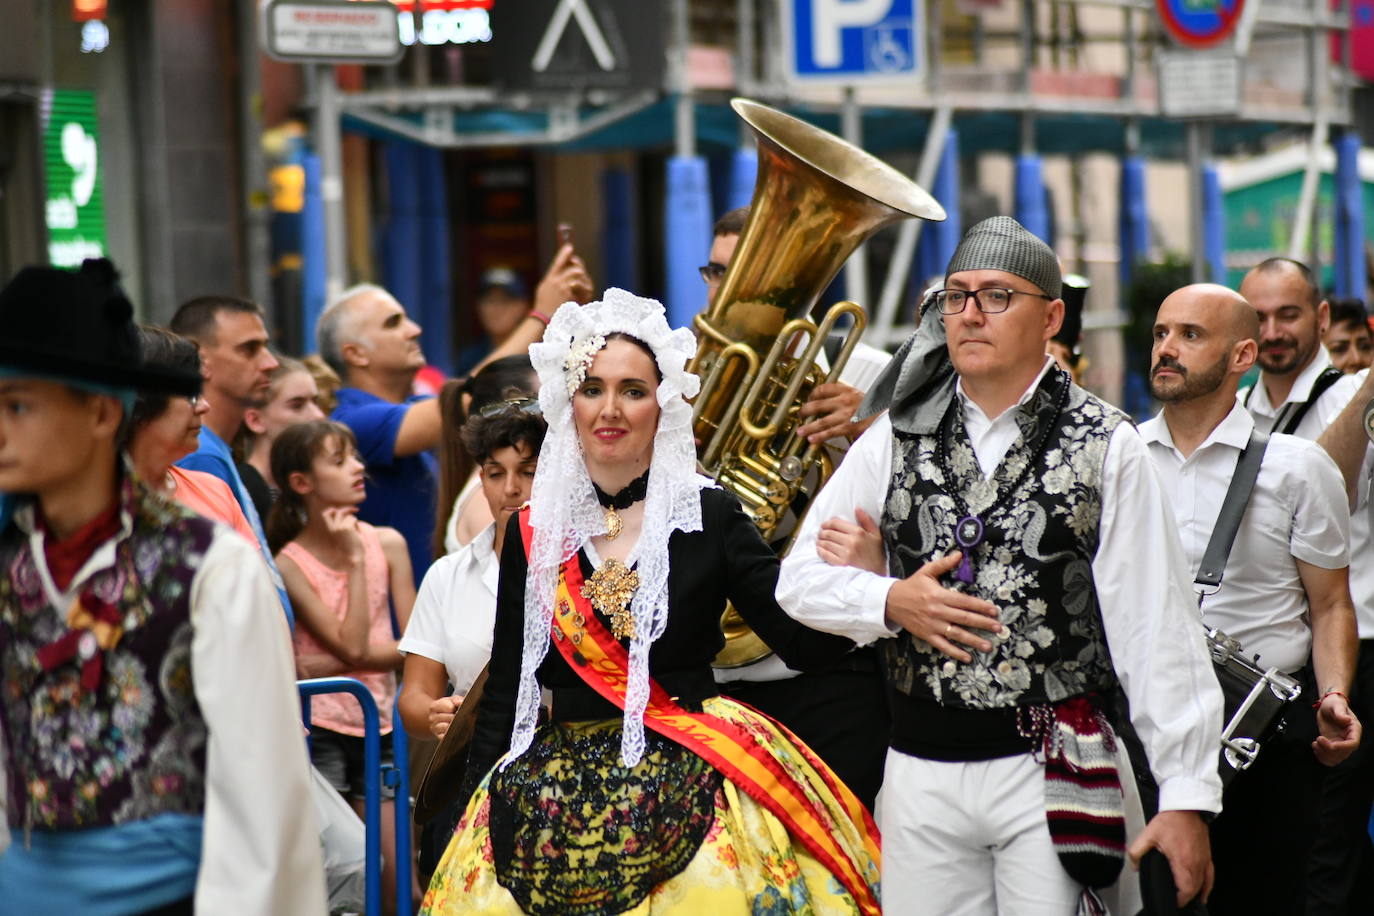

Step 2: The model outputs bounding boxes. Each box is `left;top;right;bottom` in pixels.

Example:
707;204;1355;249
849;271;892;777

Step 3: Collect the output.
787;0;920;82
815;0;893;66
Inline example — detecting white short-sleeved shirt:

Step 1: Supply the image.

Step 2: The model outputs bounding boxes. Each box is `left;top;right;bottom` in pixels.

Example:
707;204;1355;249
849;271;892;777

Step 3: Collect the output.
1343;368;1374;635
400;521;499;694
1238;346;1362;440
1348;446;1374;636
1140;403;1351;673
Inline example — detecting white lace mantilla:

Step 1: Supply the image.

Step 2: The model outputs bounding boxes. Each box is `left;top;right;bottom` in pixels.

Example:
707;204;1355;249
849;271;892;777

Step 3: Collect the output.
506;288;705;767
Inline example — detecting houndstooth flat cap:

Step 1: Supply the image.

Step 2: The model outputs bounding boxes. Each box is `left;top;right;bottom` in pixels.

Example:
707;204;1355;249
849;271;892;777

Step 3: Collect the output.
945;216;1061;300
856;217;1063;433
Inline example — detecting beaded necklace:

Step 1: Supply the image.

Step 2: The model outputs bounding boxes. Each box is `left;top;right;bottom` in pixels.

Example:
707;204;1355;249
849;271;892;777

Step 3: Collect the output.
933;370;1070;583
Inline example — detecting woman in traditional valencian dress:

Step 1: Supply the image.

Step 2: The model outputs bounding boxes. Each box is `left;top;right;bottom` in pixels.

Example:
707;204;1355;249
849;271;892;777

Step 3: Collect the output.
421;289;881;915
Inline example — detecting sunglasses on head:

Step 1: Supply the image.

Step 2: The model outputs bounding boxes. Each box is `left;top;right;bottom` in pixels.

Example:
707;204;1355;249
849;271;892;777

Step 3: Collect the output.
477;397;541;419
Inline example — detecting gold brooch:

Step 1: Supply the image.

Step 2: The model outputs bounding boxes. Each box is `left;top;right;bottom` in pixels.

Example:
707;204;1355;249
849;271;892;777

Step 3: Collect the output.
581;557;639;640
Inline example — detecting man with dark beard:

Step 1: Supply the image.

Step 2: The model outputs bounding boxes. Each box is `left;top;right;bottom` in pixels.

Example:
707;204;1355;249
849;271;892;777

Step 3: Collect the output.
1140;283;1361;914
1238;258;1360;438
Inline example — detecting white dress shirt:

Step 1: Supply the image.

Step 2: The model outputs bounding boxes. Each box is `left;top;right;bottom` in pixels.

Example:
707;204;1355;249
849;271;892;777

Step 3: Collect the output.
1334;369;1374;637
777;359;1225;814
1239;346;1362;440
1244;362;1374;640
400;521;498;695
1140;404;1351;673
1351;454;1374;637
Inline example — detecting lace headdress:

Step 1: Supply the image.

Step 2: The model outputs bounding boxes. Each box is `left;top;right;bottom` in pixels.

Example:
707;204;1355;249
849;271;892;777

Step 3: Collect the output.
507;288;705;767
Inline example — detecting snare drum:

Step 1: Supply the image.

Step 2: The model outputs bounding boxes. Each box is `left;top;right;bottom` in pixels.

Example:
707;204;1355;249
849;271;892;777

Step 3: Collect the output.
1206;627;1303;785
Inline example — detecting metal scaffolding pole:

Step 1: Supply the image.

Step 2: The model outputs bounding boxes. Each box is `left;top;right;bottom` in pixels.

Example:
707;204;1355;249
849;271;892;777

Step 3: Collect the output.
1187;121;1207;283
736;0;756;97
1289;0;1330;264
873;105;953;342
313;65;347;306
237;0;270;309
841;86;868;306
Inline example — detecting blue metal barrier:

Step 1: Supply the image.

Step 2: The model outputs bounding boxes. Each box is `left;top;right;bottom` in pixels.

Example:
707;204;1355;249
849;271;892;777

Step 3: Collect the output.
390;699;411;911
299;677;410;916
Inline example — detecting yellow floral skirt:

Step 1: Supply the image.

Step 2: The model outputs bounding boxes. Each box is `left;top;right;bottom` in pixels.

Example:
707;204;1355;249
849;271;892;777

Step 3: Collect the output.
420;696;880;915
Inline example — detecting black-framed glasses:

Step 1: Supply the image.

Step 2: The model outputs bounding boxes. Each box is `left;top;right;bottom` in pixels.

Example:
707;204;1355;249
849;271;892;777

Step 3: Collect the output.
477;396;541;419
185;394;203;408
934;287;1052;315
698;262;728;285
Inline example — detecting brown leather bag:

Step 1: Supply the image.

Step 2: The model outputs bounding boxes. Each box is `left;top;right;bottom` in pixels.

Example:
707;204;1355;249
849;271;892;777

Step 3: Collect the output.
413;664;488;825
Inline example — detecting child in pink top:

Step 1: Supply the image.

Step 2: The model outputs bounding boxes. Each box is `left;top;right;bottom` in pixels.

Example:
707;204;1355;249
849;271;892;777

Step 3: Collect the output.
268;419;417;913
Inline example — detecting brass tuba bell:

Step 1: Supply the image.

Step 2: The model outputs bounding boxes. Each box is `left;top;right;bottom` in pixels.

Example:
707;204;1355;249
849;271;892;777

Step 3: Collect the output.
695;99;946;667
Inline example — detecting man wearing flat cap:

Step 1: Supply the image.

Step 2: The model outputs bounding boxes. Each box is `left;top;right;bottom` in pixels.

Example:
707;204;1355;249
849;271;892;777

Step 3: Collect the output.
0;261;326;912
779;217;1224;913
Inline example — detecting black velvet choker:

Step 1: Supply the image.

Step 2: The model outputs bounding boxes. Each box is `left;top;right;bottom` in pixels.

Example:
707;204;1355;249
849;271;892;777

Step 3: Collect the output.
592;469;649;540
592;469;650;510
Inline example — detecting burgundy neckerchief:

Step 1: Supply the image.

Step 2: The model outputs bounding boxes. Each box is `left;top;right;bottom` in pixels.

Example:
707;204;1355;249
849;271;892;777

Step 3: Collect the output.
36;498;121;592
32;495;125;691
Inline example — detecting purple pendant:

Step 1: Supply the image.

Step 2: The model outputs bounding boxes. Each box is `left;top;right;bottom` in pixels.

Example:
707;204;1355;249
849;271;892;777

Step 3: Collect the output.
953;516;984;583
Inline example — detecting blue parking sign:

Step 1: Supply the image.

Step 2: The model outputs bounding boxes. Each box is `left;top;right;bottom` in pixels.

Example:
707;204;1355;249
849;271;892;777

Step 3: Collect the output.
786;0;922;82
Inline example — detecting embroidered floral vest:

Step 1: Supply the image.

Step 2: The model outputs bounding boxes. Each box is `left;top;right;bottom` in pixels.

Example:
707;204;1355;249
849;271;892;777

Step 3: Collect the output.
0;481;216;831
881;373;1127;709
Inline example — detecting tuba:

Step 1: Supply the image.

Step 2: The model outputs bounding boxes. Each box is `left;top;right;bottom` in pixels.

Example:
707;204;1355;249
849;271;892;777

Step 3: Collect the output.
696;99;946;667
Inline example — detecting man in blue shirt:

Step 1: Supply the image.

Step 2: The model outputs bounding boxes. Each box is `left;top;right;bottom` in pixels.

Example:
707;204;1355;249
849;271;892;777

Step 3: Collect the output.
317;256;595;578
318;284;444;580
170;295;294;627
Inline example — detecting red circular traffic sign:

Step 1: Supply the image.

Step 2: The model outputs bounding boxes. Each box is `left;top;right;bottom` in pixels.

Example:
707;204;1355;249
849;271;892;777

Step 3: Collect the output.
1156;0;1246;49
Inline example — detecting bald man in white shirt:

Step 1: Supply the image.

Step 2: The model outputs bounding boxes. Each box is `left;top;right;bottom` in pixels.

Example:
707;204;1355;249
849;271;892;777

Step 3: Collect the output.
1142;283;1360;915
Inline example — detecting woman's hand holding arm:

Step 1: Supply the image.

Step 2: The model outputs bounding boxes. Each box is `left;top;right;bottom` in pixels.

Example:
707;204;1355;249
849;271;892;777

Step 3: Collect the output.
816;508;886;574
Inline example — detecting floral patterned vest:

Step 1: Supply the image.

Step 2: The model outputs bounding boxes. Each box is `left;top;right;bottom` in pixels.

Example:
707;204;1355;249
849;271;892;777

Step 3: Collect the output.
880;372;1126;709
0;480;216;831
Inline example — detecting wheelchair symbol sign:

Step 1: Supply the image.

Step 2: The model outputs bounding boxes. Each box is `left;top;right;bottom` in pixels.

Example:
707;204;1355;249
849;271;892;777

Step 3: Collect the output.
786;0;923;83
867;23;913;72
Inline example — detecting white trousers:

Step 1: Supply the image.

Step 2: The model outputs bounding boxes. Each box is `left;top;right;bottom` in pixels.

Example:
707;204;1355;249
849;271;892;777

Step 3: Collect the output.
877;748;1145;916
879;750;1086;916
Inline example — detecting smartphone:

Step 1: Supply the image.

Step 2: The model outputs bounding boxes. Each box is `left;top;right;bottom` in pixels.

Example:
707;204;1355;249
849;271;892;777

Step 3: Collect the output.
557;222;575;248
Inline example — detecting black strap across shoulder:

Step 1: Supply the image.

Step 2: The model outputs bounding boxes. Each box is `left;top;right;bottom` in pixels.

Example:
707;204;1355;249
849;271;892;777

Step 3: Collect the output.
1194;430;1271;591
1262;366;1345;435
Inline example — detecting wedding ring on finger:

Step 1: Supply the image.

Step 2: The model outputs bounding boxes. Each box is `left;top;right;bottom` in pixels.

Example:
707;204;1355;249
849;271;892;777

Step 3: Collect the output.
945;623;954;637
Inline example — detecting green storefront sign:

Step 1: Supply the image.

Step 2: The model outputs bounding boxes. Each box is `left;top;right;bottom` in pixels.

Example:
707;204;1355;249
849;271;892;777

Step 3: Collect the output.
43;89;107;268
1223;151;1374;292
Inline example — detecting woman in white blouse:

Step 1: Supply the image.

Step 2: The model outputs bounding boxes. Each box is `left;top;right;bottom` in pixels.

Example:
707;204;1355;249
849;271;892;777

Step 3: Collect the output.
398;400;546;739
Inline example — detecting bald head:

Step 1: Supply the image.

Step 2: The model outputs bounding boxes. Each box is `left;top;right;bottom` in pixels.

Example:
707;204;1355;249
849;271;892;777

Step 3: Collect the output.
1161;283;1258;342
1150;284;1259;404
